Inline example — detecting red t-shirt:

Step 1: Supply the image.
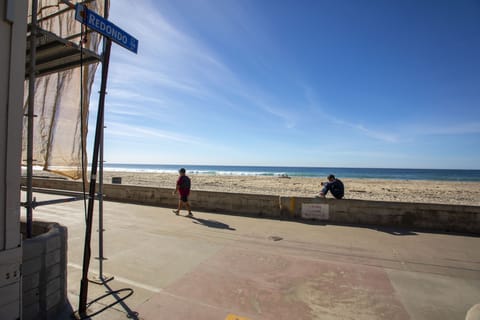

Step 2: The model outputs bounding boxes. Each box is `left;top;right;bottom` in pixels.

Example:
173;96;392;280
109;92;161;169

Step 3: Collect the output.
176;176;191;197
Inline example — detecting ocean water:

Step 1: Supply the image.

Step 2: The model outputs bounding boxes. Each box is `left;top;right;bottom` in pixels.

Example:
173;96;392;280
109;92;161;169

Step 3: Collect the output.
102;163;480;182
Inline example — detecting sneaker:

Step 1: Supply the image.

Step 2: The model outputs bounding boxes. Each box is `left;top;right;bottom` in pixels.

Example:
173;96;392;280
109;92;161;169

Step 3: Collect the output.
172;210;179;215
187;212;193;217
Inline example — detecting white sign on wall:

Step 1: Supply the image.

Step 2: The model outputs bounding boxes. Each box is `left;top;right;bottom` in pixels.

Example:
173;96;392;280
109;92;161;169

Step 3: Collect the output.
301;203;330;220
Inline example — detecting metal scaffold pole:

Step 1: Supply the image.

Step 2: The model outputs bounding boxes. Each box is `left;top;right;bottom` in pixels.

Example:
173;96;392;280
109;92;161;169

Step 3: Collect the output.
91;121;113;285
97;0;111;283
98;124;105;276
26;0;39;239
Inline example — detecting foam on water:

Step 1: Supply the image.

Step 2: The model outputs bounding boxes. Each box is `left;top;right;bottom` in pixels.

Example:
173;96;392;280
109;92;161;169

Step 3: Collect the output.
98;163;480;181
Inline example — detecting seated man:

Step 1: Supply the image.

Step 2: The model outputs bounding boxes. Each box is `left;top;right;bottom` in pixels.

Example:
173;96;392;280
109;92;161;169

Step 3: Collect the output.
319;174;344;199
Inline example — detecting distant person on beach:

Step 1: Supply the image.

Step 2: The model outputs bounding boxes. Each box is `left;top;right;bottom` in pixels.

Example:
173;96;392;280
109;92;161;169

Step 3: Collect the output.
172;168;193;216
318;174;344;199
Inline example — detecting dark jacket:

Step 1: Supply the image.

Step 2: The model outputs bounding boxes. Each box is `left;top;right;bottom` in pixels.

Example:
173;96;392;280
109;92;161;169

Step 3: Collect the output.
324;179;344;199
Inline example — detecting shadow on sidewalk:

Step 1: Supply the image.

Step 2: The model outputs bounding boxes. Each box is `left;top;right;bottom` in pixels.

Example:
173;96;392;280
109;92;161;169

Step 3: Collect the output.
102;282;138;319
65;281;137;320
190;216;236;230
374;226;418;236
291;218;418;236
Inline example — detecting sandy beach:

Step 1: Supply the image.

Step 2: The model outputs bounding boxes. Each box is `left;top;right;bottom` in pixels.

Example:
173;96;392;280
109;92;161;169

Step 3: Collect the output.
30;170;480;206
89;171;480;206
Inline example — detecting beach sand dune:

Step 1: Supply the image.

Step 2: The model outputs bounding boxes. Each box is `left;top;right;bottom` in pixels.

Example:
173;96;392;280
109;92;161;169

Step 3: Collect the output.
93;171;480;206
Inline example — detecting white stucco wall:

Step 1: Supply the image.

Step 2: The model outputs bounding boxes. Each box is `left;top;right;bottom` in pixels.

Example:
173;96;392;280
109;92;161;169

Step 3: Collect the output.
0;0;28;319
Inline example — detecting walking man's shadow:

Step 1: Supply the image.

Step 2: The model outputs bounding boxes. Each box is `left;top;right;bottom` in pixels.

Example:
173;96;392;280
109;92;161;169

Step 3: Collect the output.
189;216;236;231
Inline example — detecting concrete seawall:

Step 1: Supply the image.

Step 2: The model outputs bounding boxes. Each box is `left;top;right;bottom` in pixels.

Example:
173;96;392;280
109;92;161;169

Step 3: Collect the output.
26;178;480;234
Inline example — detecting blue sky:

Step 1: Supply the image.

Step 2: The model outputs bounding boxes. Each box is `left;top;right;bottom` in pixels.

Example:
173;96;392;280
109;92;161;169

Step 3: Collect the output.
88;0;480;169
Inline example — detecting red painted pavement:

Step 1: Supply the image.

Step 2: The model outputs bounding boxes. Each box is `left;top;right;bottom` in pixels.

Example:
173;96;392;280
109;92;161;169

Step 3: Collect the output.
136;248;410;319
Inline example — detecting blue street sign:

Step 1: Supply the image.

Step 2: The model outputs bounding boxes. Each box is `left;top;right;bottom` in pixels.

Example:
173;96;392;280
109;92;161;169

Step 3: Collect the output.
75;4;138;54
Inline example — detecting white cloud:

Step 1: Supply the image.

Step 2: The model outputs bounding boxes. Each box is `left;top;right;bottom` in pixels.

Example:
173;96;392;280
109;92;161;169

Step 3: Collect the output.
330;118;398;143
106;0;301;129
107;88;165;105
105;122;200;145
413;122;480;136
302;86;399;143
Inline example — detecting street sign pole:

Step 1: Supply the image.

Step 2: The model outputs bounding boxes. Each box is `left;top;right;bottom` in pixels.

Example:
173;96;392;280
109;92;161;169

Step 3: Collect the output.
78;37;112;316
76;2;138;316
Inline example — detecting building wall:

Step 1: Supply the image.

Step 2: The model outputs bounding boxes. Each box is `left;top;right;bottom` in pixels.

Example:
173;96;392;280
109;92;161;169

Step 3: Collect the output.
0;0;28;319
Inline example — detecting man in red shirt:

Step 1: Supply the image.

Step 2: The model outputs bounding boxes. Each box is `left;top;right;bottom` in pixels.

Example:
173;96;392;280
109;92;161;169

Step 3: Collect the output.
172;168;193;216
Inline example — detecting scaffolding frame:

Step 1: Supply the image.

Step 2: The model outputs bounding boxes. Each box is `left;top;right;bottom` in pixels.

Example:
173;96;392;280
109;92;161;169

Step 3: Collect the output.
24;0;113;316
24;0;104;237
25;27;101;79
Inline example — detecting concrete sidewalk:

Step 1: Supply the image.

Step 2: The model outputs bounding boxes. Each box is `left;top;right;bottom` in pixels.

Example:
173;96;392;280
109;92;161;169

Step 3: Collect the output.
26;192;480;320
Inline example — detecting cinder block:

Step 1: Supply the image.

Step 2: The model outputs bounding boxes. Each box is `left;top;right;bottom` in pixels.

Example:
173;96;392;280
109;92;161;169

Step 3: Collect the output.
22;256;42;276
46;264;61;281
45;250;61;267
22;272;39;291
22;288;39;307
55;224;67;236
22;302;40;320
46;277;61;296
23;240;45;258
21;222;68;320
46;290;61;310
46;235;61;253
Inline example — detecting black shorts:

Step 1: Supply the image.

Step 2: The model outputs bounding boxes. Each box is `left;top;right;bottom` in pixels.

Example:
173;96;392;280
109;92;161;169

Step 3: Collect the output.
180;195;189;202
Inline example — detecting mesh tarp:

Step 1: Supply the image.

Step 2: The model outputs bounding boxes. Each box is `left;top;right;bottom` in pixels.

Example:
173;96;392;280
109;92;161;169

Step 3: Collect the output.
23;0;108;179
